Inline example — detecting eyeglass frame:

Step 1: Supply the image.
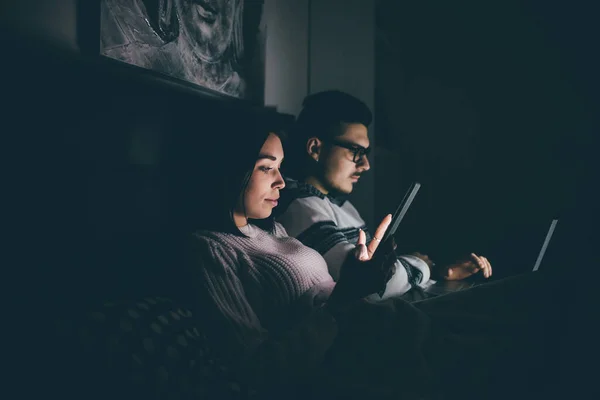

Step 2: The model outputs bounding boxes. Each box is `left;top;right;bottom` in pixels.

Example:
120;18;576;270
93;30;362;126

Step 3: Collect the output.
327;138;371;163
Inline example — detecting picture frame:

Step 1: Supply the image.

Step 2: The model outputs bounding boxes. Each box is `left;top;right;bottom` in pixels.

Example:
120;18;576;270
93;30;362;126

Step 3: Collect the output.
78;0;265;105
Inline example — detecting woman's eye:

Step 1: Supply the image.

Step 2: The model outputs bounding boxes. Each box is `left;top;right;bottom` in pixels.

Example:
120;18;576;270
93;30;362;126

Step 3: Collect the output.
258;166;273;173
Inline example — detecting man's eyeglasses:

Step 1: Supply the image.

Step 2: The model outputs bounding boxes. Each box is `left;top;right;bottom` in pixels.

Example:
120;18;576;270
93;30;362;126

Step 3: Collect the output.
329;139;371;163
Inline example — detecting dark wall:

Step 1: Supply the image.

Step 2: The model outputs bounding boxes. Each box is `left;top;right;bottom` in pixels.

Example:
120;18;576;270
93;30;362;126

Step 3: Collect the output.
1;18;269;397
4;33;267;312
0;1;79;49
375;0;598;268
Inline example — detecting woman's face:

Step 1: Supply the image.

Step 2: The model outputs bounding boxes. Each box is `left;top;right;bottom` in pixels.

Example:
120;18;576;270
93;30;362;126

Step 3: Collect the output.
233;133;285;227
176;0;237;61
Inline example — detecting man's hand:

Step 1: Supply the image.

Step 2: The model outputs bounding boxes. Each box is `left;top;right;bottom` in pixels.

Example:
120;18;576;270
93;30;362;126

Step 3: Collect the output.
411;252;492;281
444;253;492;280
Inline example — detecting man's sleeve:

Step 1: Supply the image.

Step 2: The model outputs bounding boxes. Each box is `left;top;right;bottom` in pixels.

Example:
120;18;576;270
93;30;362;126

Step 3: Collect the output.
370;255;431;299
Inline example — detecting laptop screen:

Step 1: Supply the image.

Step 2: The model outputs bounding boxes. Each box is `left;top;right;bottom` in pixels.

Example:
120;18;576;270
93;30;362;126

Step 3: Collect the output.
532;219;558;272
483;217;559;277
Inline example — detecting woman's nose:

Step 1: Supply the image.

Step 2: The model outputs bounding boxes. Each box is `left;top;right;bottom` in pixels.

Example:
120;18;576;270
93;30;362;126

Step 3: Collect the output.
273;170;285;189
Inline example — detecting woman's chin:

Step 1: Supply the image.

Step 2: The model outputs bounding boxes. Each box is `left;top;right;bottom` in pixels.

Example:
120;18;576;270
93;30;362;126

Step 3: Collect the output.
262;211;273;219
249;211;273;221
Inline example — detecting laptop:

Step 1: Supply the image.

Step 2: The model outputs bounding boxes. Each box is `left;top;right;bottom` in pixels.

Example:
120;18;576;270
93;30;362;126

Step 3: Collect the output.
424;219;559;296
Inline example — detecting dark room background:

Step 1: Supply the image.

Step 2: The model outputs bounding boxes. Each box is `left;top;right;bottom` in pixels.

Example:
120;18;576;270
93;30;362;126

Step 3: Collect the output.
3;0;597;302
3;5;598;398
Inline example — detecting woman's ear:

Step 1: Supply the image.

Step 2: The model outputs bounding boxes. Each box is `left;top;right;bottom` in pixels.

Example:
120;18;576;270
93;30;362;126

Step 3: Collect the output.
306;137;322;162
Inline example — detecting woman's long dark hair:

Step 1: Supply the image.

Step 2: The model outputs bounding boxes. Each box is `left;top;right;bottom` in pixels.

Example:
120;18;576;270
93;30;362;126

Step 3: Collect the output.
165;105;292;236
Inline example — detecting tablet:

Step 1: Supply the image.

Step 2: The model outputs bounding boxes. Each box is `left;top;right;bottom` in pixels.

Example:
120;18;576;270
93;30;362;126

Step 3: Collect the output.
381;182;421;243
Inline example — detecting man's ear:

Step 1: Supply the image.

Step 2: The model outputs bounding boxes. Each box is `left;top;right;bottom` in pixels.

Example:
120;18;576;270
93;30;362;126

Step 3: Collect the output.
306;137;322;162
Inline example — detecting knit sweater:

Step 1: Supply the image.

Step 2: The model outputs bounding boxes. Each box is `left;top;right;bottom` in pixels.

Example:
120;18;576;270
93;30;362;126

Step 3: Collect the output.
276;179;431;300
189;222;339;391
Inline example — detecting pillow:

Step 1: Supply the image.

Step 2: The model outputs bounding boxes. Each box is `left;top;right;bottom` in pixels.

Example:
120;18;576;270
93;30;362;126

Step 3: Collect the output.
57;296;256;399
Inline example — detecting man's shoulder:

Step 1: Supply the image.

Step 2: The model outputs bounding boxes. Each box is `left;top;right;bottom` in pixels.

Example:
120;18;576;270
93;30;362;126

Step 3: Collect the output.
275;179;339;237
283;178;327;199
277;178;328;215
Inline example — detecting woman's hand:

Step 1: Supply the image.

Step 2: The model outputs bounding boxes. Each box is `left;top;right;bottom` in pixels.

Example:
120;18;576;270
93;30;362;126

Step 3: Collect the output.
329;215;397;307
355;214;393;261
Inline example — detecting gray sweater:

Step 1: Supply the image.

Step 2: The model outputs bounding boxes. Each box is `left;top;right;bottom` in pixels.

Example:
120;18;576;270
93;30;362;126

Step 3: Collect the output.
190;222;339;390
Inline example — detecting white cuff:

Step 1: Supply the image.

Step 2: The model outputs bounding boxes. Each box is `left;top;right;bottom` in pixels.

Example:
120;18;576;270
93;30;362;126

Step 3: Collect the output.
398;255;431;285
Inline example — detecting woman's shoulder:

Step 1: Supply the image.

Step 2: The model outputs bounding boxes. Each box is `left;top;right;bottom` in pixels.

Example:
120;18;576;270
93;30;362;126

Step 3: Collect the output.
192;224;296;256
191;230;240;260
272;221;290;238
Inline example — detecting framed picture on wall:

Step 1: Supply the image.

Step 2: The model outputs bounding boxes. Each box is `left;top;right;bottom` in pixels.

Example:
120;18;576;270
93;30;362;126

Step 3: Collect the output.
91;0;265;103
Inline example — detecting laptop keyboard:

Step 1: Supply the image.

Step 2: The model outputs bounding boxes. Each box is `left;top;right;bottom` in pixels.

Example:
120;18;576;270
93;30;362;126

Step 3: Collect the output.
424;279;479;296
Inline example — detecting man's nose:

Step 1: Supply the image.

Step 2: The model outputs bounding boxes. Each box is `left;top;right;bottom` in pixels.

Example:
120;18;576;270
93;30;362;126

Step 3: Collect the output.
357;155;370;171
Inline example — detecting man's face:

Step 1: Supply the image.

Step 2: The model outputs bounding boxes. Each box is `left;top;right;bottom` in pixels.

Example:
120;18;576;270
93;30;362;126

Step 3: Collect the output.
318;123;371;195
176;0;237;61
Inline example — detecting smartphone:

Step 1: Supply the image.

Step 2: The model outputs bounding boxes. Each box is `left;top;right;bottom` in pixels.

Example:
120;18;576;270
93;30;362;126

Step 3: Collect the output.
380;182;421;244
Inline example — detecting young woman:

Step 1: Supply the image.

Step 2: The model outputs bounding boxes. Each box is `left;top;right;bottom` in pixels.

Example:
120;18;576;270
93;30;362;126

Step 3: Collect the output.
178;112;571;399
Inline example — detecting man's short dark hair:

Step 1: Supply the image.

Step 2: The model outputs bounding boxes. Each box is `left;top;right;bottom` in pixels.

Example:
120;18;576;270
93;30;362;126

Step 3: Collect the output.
295;90;373;141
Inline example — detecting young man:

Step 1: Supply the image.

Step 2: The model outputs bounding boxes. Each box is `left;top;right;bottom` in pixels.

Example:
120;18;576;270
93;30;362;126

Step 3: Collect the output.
276;90;492;300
